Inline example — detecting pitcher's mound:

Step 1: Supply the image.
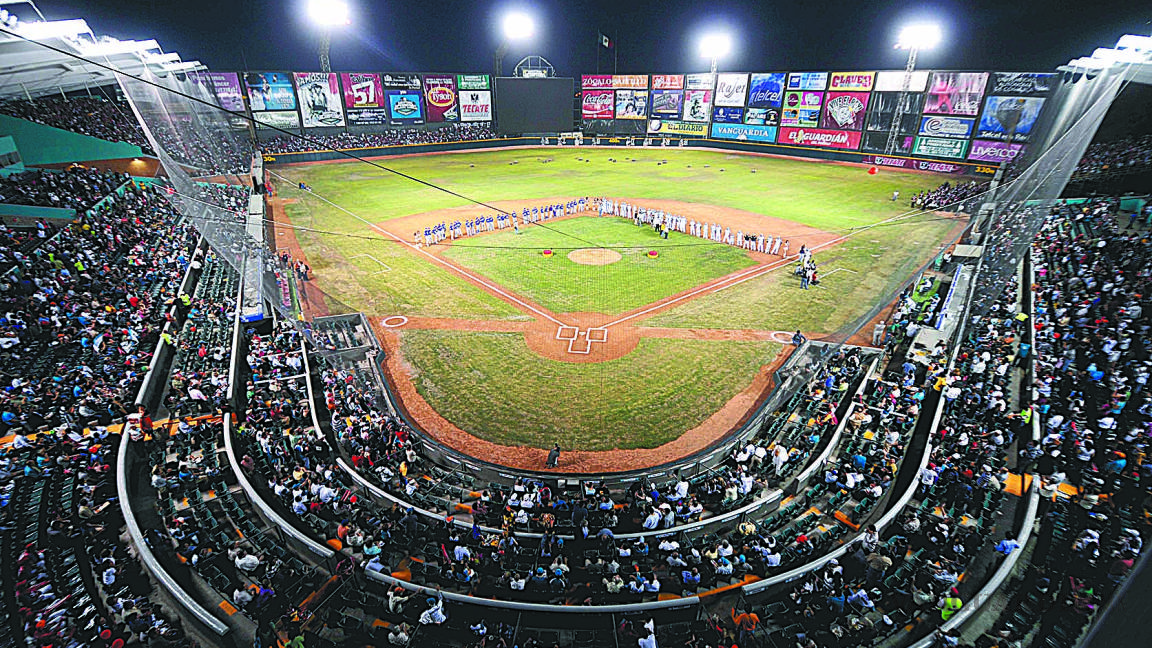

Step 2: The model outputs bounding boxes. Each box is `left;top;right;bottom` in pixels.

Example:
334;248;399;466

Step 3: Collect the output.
568;248;622;265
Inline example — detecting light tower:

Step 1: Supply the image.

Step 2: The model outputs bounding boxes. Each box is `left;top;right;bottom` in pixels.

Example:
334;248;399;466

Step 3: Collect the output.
699;32;732;75
885;23;942;155
495;11;535;77
307;0;351;73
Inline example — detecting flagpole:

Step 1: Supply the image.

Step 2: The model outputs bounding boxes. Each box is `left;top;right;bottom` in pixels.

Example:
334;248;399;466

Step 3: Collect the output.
614;29;618;75
596;32;600;74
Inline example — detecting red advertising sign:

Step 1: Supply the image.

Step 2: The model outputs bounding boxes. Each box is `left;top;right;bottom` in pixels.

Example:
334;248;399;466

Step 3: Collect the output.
582;90;615;119
423;75;458;122
612;75;648;89
777;127;863;150
582;75;613;89
828;72;875;91
652;74;684;90
820;91;871;131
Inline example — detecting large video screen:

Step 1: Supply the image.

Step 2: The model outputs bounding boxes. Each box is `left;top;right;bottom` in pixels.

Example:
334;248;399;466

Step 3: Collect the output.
495;77;574;134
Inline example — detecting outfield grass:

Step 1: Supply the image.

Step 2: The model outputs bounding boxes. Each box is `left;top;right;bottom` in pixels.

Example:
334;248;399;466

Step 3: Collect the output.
401;330;780;450
440;217;756;314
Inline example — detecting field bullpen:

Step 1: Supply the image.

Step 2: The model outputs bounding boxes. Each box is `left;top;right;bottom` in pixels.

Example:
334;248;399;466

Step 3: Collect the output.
271;148;962;470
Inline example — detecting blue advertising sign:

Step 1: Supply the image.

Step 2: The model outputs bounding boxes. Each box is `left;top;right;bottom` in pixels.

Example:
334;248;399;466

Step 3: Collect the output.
747;73;785;108
710;123;778;143
918;115;975;140
649;89;683;117
977;96;1045;142
744;107;780;126
386;90;425;125
712;107;744;124
245;72;296;111
786;72;828;91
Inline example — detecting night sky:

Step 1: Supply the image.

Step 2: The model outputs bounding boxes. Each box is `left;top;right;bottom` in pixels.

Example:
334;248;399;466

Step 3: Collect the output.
37;0;1152;76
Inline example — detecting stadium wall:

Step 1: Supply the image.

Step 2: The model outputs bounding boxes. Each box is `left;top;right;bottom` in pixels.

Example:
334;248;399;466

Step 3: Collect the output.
0;113;145;165
260;135;537;164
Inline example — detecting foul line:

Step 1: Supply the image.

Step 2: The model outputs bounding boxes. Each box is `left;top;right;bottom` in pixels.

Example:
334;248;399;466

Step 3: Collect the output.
268;170;566;327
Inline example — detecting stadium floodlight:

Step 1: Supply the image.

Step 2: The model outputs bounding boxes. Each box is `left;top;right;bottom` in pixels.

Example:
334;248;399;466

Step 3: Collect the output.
884;22;943;156
307;0;350;27
502;11;535;41
699;32;732;74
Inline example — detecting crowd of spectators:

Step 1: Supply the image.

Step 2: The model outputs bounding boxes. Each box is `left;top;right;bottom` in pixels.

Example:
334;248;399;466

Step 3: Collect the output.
0;167;127;213
259;123;497;154
0;96;151;150
1073;134;1152;178
909;180;989;213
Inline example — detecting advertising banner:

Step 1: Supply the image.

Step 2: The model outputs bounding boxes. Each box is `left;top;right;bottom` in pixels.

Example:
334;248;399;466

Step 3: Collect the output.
386;90;425;125
582;75;614;89
612;75;648;89
195;72;245;112
245;72;296;111
828;72;875;92
459;90;492;122
862;154;970;174
976;96;1045;142
381;73;421;90
913;136;969;159
787;72;828;91
712;107;745;124
651;74;684;90
989;72;1055;97
777;127;862;150
457;74;490;90
293;72;345;128
924;72;990;116
781;91;823;127
710;123;778;143
861;131;913;154
423;75;459;122
649;90;683;117
685;73;715;90
747;73;786;109
647;120;707;136
682;89;713;122
340;73;389;125
820;91;870;131
874;70;929;92
918;115;975;140
715;73;749;107
614;90;648;119
744;107;780;126
866;92;925;133
968;139;1025;163
582;90;615;119
253;110;300;130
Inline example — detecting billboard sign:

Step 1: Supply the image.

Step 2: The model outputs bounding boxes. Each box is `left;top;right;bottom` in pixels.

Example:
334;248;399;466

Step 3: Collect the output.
747;73;786;108
253;110;300;130
647;120;707;136
862;155;971;174
781;91;823;127
828;71;875;91
924;72;990;116
787;72;828;91
582;75;614;89
913;136;969;159
652;74;684;90
423;75;459;122
715;73;749;106
968;139;1025;163
682;89;713;122
977;96;1045;142
710;123;778;143
866;92;925;133
582;90;615;119
990;72;1055;97
459;90;492;122
685;73;715;90
381;73;421;90
820;91;870;130
777;127;862;149
294;72;345;128
196;72;245;112
874;70;929;92
612;75;648;89
861;131;913;154
711;107;745;124
245;72;296;111
386;90;425;125
457;74;490;90
340;73;389;125
744;107;780;126
615;89;648;119
918;115;975;139
649;90;683;117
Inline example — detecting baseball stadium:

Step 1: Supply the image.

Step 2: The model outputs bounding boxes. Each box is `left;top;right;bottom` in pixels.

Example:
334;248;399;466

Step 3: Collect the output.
0;2;1148;648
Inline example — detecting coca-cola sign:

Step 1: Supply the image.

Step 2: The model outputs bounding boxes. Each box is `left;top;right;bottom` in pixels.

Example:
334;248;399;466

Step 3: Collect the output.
777;127;862;150
582;90;615;119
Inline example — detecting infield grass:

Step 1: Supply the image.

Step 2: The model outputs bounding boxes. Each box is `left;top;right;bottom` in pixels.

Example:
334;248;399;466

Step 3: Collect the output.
401;329;780;450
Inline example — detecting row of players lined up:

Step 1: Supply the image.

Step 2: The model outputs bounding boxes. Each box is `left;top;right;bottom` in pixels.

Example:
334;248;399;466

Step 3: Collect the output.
596;198;792;255
414;198;593;246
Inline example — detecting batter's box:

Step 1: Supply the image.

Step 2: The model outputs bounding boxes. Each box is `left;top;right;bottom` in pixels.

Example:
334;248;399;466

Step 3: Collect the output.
555;325;579;341
568;335;592;354
586;327;609;343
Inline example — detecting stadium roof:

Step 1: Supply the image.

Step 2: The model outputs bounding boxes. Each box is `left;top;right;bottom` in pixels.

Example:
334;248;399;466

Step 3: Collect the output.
0;0;203;100
1059;34;1152;85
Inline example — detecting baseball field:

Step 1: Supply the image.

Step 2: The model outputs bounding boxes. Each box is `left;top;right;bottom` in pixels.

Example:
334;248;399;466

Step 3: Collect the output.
271;147;963;462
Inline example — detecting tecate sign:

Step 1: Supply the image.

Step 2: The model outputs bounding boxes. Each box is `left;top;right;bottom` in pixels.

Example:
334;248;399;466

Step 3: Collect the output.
778;127;861;149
